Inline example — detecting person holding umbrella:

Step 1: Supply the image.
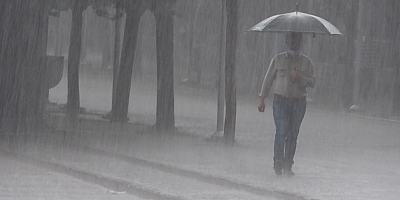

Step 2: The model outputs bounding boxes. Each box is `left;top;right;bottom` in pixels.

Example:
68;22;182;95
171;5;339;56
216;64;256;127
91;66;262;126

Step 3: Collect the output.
249;5;342;176
258;32;316;176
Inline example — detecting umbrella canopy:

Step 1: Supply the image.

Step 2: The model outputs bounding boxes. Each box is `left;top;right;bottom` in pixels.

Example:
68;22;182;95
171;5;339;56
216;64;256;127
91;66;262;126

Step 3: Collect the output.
247;11;343;36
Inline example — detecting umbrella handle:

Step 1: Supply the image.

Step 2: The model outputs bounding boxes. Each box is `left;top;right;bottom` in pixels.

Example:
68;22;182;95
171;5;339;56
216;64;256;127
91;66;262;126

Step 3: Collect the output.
296;3;298;13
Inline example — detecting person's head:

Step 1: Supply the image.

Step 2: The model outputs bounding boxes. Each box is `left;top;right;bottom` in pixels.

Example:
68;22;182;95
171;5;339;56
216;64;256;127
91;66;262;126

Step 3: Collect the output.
285;32;302;51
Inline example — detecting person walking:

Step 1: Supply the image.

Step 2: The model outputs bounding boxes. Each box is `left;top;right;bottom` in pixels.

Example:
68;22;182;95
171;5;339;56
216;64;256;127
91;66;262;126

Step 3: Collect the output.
258;32;316;176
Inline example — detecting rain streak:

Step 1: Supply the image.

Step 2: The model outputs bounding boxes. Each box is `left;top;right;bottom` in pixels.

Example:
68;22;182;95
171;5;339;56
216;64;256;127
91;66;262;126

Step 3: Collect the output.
0;1;399;200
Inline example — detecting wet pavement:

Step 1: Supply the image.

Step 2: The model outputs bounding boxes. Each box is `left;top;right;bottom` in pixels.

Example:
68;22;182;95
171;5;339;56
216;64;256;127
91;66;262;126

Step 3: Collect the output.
0;150;139;200
1;71;399;200
2;104;400;200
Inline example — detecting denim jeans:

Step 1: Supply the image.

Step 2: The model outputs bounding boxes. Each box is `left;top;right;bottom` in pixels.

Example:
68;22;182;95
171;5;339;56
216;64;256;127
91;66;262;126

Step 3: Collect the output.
272;95;306;169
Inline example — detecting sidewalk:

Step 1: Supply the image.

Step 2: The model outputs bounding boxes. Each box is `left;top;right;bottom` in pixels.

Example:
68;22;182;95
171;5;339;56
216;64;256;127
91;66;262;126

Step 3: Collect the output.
0;130;281;200
0;150;138;200
36;72;400;199
3;105;400;200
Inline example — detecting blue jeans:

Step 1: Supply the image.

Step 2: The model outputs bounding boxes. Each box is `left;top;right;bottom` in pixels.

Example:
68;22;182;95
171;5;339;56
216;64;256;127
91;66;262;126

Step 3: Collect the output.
272;95;306;169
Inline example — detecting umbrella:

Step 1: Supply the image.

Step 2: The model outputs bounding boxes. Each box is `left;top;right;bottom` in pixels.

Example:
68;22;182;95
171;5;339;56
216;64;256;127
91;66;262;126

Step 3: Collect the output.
247;6;343;36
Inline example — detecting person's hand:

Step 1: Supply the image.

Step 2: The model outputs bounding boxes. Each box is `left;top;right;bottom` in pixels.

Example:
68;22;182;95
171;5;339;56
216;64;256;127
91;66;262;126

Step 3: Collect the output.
290;70;297;82
258;99;265;112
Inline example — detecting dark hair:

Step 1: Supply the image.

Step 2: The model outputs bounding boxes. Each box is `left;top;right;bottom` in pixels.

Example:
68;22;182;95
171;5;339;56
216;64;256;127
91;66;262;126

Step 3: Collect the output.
286;32;302;41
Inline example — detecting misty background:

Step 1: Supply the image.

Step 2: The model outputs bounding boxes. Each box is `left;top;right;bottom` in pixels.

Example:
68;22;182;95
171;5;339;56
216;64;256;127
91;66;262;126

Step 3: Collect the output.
45;0;400;120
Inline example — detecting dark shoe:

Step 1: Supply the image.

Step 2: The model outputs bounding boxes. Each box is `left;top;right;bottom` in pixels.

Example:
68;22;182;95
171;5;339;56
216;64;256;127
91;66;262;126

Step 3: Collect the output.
283;168;295;176
274;160;283;175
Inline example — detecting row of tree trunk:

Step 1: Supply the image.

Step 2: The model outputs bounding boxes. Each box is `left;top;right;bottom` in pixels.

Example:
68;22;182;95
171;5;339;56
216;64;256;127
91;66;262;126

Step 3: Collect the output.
0;0;239;143
110;0;177;132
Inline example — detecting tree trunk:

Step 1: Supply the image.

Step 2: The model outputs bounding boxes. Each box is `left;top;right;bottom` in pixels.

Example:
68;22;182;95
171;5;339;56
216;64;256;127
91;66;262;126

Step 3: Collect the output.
154;0;176;132
390;1;400;116
80;8;87;64
27;0;50;130
110;0;124;117
67;0;87;117
224;0;238;143
0;0;48;133
111;3;144;122
216;0;226;133
341;1;359;109
0;1;26;132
